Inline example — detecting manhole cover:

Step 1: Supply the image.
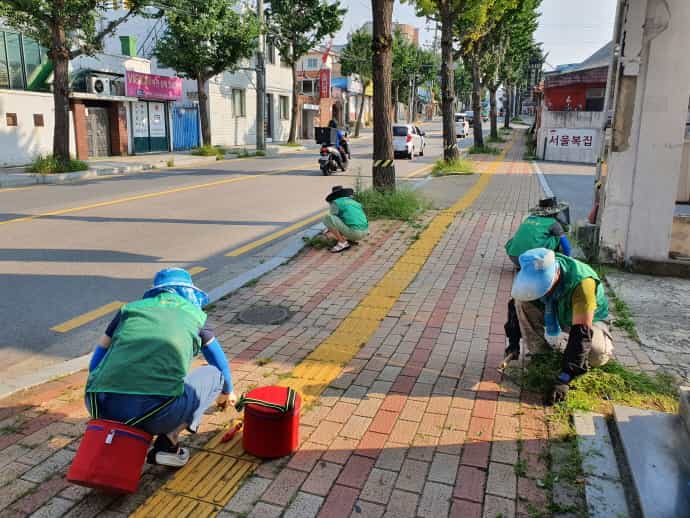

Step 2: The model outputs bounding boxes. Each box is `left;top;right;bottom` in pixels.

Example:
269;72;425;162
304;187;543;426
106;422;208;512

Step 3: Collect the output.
237;305;291;325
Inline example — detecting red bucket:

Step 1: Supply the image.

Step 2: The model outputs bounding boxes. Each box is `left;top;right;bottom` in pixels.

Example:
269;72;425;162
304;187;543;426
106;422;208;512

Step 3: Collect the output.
67;419;152;494
242;386;301;458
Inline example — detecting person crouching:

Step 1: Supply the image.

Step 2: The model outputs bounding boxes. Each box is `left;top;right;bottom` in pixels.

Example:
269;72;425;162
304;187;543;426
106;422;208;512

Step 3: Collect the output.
323;186;369;253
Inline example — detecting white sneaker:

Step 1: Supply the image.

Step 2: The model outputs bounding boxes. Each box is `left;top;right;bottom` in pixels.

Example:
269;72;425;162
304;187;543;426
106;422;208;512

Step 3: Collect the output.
155;447;190;467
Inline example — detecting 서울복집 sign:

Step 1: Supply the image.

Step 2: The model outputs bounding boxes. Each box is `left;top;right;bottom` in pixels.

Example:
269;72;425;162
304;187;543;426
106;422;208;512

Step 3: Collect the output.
547;128;595;148
125;70;182;101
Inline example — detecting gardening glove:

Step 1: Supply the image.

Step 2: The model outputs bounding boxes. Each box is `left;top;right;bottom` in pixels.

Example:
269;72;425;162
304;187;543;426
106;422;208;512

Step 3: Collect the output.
544;332;562;348
549;373;572;405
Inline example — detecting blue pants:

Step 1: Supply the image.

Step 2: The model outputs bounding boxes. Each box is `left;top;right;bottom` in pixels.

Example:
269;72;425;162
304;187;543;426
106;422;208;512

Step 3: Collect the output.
85;366;224;435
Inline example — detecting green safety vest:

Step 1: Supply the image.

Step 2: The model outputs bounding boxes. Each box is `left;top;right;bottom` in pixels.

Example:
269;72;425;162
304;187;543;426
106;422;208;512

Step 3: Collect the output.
554;254;609;327
86;292;207;397
333;197;369;231
505;215;560;258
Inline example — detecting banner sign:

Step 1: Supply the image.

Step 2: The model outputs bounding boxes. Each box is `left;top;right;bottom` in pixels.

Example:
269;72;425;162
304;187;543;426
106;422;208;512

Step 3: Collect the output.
126;70;182;101
319;68;331;99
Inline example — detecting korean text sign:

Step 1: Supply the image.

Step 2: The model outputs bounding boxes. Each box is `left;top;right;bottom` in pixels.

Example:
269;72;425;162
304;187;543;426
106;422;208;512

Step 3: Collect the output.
126;70;182;101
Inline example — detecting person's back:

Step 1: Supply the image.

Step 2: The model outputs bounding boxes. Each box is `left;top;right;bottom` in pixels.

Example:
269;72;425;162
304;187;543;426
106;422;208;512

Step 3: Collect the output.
332;197;368;231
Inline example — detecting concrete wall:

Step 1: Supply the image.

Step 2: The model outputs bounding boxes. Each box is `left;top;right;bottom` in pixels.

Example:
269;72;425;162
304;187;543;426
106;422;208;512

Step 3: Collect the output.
678;141;690;202
600;0;690;262
537;109;605;163
0;89;76;166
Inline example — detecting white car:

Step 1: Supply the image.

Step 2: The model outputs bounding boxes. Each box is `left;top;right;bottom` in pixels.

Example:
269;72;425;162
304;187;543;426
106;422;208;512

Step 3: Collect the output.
455;113;469;138
393;124;425;159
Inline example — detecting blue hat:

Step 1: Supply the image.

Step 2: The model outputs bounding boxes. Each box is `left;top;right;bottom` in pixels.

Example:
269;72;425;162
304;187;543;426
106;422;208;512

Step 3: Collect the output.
143;268;209;308
511;248;559;301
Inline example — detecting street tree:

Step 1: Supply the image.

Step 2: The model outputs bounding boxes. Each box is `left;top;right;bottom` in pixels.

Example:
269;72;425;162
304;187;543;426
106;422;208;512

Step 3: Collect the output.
455;0;517;147
371;0;395;190
154;0;259;146
391;31;416;122
340;29;373;137
266;0;346;144
409;0;484;161
0;0;153;165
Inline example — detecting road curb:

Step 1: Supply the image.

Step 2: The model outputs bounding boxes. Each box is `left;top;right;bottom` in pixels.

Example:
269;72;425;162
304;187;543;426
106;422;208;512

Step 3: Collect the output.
532;160;554;197
0;222;323;401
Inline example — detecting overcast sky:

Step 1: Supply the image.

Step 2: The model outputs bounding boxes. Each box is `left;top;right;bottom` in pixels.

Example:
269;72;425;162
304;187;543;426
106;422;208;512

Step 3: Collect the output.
334;0;618;68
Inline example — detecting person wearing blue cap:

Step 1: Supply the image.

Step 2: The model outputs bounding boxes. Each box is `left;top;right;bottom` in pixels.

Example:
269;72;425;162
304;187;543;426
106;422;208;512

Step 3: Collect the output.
511;248;614;404
502;198;572;367
84;268;235;467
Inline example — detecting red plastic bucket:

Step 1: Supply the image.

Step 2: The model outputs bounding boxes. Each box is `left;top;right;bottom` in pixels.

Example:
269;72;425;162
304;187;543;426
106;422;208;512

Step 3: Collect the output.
67;419;152;494
242;386;301;458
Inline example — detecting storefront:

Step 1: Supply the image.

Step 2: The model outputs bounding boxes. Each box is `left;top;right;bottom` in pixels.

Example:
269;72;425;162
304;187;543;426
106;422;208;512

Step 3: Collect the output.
125;70;182;154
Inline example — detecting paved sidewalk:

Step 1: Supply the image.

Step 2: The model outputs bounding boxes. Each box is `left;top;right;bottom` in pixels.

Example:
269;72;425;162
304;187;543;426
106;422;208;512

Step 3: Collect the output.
0;130;593;518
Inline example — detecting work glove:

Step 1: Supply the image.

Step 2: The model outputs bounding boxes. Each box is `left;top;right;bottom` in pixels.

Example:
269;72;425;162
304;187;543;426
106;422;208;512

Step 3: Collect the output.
545;332;562;348
548;373;571;405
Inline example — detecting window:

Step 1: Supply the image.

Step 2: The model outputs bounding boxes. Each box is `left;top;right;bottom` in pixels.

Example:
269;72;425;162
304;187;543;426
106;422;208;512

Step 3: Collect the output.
6;113;17;126
33;114;44;127
393;126;409;137
301;79;316;95
280;95;289;120
306;57;319;69
0;31;48;91
266;41;276;65
232;88;246;117
585;87;605;111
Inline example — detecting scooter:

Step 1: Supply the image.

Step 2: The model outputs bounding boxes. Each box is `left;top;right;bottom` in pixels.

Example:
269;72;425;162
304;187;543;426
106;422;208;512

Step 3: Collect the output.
318;141;349;176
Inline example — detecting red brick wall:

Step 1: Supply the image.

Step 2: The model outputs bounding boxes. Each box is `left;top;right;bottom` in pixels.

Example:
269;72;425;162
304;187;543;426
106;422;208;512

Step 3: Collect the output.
109;103;128;156
70;101;89;160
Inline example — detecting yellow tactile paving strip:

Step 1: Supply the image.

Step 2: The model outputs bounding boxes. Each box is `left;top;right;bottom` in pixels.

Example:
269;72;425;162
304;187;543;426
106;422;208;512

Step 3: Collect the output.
132;141;513;517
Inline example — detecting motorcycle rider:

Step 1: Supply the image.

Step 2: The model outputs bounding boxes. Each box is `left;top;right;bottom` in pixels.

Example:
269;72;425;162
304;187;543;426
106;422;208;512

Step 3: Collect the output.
328;120;350;168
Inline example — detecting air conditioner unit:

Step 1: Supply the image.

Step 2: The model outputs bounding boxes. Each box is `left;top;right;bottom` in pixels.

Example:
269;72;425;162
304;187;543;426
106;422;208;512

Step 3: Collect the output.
88;77;111;96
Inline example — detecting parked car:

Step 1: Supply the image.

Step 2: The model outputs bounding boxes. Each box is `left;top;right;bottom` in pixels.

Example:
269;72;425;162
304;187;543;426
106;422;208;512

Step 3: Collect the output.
454;113;469;138
393;124;425;159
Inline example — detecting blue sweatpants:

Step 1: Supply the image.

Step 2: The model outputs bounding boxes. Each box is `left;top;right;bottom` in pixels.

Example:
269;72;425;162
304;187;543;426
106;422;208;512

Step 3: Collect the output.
85;366;224;435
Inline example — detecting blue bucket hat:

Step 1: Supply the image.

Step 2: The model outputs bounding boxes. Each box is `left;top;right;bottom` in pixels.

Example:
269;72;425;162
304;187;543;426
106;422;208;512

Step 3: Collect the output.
143;268;209;308
511;248;559;301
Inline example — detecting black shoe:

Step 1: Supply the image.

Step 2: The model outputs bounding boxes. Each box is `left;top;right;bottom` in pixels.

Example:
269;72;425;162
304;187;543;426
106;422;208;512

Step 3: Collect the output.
147;434;190;467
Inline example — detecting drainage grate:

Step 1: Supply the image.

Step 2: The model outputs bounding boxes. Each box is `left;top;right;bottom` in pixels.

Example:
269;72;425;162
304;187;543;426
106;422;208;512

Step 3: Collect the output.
237;305;291;325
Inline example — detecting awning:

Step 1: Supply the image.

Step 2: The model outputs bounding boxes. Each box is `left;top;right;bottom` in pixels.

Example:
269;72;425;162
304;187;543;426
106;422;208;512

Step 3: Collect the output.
70;92;138;102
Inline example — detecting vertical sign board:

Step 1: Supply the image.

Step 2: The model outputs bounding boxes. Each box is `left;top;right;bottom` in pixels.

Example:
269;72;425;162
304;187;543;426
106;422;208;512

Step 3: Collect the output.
319;68;331;99
544;128;599;164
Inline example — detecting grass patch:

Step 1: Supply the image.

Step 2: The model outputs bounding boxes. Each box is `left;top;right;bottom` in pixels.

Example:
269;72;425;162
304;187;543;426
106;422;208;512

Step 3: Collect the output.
280;142;302;148
610;292;639;340
514;351;678;420
512;116;524;123
354;187;429;222
166;159;175;168
303;235;336;249
256;357;272;367
514;457;528;477
487;135;506;144
432;158;474;176
468;145;501;155
28;155;88;174
523;130;538;160
192;145;225;159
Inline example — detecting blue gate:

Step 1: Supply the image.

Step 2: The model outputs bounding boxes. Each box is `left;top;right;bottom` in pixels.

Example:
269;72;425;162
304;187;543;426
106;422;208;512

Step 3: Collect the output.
172;105;200;151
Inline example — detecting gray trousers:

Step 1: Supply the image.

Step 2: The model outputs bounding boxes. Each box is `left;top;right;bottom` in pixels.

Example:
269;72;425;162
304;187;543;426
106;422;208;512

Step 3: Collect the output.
515;300;614;367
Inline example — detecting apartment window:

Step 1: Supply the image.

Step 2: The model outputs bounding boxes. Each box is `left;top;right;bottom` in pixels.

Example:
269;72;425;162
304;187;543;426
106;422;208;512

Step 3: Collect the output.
280;95;289;120
232;88;246;117
33;113;44;127
6;113;17;126
306;57;319;69
0;31;48;90
301;79;316;95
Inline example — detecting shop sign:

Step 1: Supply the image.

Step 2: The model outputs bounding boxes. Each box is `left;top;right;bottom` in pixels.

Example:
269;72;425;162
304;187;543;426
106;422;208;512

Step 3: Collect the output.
126;70;182;101
319;68;331;99
546;128;596;148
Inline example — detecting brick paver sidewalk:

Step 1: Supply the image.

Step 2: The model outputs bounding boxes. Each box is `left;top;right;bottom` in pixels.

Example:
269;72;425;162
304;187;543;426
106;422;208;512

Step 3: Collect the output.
0;130;583;518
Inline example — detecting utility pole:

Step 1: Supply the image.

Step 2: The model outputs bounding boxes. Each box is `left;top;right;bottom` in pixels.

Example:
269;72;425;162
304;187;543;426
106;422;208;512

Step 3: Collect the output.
256;0;266;151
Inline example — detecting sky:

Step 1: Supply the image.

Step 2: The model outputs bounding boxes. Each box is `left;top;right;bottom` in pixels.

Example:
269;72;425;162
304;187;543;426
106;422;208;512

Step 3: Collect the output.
334;0;618;68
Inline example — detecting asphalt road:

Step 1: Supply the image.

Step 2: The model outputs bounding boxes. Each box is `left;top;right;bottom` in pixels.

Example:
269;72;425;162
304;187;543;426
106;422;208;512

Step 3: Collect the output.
0;120;481;380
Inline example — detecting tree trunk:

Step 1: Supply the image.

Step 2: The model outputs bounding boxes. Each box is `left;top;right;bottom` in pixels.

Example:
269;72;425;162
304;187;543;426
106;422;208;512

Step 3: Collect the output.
371;0;395;191
50;23;71;163
197;77;211;146
489;86;498;139
393;84;399;123
503;83;511;129
288;63;299;143
440;5;457;161
471;58;483;148
355;91;365;137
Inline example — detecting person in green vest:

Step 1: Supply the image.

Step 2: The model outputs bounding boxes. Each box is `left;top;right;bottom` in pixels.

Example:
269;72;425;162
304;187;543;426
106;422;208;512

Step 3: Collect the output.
511;248;614;404
323;185;369;253
85;268;235;467
503;198;572;367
